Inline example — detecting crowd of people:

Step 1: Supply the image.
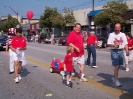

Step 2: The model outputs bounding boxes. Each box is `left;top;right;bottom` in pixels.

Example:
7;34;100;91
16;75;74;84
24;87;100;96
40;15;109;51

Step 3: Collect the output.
5;23;133;88
63;23;133;88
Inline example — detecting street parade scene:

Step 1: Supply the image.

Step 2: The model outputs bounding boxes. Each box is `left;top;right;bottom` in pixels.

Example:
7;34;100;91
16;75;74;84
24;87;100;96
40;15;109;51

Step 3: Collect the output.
0;0;133;99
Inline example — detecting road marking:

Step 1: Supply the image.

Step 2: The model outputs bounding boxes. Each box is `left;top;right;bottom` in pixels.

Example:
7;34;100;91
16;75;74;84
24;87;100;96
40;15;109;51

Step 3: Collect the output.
26;56;133;99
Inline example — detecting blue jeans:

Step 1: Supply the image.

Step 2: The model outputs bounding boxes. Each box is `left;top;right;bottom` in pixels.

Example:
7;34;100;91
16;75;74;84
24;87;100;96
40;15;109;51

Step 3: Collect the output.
87;45;96;66
111;49;124;66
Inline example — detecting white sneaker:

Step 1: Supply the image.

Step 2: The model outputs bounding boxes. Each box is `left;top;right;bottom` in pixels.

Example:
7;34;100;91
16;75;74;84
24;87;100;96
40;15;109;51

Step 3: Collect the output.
80;76;88;82
92;66;98;68
112;77;122;87
15;77;19;83
115;80;122;87
18;74;22;80
126;68;129;72
112;77;115;83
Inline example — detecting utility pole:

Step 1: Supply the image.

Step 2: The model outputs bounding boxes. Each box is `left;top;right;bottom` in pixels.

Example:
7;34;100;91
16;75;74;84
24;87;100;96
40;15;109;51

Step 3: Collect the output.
91;0;95;30
5;6;19;22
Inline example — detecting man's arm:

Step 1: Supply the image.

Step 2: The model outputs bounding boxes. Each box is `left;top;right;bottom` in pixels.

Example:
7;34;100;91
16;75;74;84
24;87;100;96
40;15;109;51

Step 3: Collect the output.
68;43;80;52
125;44;129;56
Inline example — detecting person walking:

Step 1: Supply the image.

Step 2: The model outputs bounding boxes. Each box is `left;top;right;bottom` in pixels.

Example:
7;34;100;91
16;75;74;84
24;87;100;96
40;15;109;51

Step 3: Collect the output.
67;23;88;82
124;33;133;71
107;23;129;87
86;31;98;68
64;46;75;88
6;28;16;74
10;28;27;83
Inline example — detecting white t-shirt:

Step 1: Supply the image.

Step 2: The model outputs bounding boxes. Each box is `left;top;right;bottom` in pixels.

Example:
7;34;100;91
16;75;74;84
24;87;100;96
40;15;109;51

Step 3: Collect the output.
107;32;128;49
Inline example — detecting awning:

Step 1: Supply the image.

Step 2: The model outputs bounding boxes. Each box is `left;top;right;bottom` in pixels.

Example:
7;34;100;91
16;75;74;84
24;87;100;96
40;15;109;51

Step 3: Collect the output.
122;9;133;20
88;10;102;17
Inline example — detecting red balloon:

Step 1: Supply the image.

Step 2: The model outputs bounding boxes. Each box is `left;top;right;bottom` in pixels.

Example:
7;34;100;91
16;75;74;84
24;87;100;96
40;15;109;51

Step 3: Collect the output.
26;11;34;20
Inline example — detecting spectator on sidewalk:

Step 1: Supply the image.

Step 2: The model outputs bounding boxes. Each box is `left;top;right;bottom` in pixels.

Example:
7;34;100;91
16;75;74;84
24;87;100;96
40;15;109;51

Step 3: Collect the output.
50;32;54;45
67;23;88;82
86;31;98;68
124;32;133;72
107;23;129;87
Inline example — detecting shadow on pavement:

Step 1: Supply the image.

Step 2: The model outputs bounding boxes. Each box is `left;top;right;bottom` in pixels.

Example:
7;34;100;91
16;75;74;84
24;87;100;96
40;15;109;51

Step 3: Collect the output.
97;73;133;94
21;67;30;77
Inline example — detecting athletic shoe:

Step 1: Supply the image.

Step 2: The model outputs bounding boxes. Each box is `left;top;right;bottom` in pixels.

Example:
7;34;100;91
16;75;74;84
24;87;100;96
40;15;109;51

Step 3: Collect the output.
66;83;72;88
80;76;88;82
15;77;19;83
18;74;22;80
112;77;122;87
9;71;14;74
112;77;115;83
115;80;122;87
126;68;129;72
92;66;98;68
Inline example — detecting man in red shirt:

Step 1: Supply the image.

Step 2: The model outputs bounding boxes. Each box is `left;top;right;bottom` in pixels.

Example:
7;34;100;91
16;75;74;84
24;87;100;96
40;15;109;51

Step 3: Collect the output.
86;31;98;68
10;28;27;83
67;23;88;82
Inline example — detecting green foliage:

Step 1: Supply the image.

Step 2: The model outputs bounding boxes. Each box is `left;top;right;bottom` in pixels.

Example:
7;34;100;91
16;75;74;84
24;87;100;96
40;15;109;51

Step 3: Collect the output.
39;7;59;31
0;14;20;32
39;7;76;31
94;0;129;26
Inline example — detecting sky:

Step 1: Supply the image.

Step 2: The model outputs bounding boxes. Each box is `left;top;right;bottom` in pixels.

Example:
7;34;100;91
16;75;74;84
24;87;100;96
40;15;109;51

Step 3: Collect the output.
0;0;129;19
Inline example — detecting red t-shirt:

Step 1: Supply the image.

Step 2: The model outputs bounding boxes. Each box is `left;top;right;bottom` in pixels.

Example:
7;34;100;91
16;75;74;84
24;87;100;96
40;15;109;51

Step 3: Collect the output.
128;38;133;50
11;36;26;49
87;35;97;45
64;53;74;72
67;30;84;57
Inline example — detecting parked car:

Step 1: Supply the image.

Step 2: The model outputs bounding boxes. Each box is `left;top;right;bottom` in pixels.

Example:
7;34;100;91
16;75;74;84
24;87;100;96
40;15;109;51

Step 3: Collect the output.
58;37;67;45
0;36;7;50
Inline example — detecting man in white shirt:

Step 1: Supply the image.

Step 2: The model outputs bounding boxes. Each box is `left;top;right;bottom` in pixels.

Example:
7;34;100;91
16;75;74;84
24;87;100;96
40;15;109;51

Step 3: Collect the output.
107;23;129;87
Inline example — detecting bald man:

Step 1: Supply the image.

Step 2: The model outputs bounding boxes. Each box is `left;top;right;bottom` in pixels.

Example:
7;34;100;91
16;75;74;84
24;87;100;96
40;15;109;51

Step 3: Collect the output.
107;23;129;87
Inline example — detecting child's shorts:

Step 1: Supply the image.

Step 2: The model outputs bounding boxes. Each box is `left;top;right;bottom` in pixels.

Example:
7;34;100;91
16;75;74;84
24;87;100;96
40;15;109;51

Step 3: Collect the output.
65;70;75;75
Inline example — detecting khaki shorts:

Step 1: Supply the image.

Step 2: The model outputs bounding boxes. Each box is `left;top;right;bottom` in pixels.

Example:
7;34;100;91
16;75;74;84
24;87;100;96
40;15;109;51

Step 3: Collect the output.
73;55;84;66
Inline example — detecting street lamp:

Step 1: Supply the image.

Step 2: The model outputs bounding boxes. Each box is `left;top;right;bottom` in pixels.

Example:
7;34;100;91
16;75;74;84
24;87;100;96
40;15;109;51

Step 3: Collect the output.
5;6;19;21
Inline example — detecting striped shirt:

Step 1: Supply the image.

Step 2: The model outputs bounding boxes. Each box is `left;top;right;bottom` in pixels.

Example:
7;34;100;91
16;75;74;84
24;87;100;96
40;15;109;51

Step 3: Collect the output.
6;38;12;46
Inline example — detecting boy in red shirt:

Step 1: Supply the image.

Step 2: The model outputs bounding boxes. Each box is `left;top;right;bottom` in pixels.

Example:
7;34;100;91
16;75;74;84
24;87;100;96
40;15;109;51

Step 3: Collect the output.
10;28;27;83
64;46;75;88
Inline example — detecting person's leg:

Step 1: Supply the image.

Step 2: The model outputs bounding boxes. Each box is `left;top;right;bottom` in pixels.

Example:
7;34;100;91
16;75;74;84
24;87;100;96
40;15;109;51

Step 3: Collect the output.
18;61;22;74
86;45;91;65
114;65;120;80
78;56;88;81
124;51;129;71
91;45;97;66
66;74;71;87
14;60;19;83
9;51;14;73
70;73;75;81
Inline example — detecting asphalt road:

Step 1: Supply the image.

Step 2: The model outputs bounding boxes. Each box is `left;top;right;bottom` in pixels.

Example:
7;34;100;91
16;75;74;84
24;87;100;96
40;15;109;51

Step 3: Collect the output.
0;42;133;99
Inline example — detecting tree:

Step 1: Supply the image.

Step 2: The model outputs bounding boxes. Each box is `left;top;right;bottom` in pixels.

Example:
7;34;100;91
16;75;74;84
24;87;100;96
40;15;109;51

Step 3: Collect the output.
39;7;60;32
39;7;76;35
0;14;20;32
94;0;129;26
59;8;76;35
